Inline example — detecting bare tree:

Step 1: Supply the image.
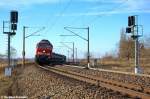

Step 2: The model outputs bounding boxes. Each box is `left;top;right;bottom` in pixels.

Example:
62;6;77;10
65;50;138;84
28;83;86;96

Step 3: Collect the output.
141;35;150;58
118;28;134;60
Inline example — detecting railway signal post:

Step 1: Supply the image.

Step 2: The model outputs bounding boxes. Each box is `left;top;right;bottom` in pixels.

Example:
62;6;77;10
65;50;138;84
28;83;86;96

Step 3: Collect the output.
126;15;143;74
3;11;18;73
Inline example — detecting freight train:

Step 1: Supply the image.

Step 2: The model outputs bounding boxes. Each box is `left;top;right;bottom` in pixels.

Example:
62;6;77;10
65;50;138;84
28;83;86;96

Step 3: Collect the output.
35;39;66;65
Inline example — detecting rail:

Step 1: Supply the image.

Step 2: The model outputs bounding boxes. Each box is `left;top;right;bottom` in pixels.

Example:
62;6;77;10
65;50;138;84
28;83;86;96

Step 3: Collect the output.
38;65;150;99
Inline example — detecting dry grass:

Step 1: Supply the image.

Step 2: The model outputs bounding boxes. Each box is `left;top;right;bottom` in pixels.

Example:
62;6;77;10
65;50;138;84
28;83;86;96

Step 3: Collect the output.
0;77;13;96
0;61;22;96
80;58;150;74
0;62;12;96
0;63;6;81
0;60;8;72
100;58;150;74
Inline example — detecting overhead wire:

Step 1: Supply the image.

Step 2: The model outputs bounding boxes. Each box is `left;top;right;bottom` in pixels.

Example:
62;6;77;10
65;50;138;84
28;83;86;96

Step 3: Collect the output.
61;0;128;44
86;0;129;26
68;0;129;27
41;0;61;35
60;0;129;57
44;0;73;35
68;1;95;27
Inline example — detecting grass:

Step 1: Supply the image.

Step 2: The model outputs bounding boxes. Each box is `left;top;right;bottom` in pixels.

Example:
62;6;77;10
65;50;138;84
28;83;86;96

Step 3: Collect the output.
0;62;13;96
80;58;150;74
0;77;13;96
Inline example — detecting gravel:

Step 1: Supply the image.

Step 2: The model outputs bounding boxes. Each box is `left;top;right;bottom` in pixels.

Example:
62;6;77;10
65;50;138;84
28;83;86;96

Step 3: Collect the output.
54;65;150;89
11;65;130;99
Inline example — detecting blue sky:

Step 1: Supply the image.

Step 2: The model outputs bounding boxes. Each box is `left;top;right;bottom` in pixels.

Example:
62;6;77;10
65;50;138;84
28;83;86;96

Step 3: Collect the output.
0;0;150;58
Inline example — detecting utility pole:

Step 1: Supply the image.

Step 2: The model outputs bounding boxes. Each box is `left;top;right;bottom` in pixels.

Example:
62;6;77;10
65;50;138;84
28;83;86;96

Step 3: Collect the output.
135;33;139;73
126;15;143;74
8;33;10;68
87;27;90;68
60;42;75;64
68;50;70;62
22;26;44;67
73;42;74;64
22;26;26;68
134;17;143;74
75;48;77;64
63;27;90;68
135;16;139;74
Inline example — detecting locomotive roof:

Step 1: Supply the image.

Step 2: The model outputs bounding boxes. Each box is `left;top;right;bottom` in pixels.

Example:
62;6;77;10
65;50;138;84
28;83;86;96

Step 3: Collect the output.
37;39;53;47
40;39;50;43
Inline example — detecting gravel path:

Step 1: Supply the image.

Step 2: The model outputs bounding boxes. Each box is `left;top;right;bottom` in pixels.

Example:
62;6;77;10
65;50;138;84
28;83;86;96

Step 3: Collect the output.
11;65;130;99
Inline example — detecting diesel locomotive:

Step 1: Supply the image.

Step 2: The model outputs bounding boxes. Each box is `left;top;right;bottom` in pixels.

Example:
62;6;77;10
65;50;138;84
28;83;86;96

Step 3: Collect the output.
35;39;66;65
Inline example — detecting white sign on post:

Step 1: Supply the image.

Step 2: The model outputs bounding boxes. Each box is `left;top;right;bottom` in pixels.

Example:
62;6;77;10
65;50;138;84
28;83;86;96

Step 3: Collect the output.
5;67;12;76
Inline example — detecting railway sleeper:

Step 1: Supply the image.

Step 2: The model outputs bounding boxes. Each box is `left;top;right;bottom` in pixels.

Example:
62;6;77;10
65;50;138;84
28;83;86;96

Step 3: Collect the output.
41;66;150;99
144;88;150;95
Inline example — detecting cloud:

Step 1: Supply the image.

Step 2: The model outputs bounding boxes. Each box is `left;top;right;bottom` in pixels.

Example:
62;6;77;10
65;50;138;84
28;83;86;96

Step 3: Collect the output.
125;0;150;10
59;0;150;17
1;0;150;15
57;9;150;17
82;0;127;4
0;0;61;8
69;0;150;16
89;0;150;13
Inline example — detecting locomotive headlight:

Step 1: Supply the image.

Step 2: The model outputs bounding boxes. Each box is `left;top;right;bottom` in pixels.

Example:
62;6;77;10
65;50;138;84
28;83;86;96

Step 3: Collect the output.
43;50;45;53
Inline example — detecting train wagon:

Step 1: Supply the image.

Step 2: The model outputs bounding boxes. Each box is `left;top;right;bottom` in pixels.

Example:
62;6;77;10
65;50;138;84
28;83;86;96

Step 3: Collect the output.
50;53;66;65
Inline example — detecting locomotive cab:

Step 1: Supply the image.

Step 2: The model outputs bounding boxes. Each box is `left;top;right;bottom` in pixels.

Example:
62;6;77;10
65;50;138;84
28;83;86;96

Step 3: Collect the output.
35;40;53;65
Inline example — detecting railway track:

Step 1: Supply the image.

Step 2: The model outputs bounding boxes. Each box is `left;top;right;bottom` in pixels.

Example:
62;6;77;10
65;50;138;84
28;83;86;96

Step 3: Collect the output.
58;65;150;92
38;65;150;99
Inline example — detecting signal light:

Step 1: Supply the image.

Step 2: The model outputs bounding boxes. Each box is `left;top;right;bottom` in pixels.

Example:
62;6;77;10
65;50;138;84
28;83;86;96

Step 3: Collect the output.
128;16;135;26
131;16;135;25
10;11;18;23
11;23;17;30
126;27;132;33
131;35;138;39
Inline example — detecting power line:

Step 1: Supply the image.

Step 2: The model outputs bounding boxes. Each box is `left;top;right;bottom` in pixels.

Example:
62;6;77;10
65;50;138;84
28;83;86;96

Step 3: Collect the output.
69;0;128;27
86;0;129;26
68;1;94;27
42;0;61;34
44;0;73;35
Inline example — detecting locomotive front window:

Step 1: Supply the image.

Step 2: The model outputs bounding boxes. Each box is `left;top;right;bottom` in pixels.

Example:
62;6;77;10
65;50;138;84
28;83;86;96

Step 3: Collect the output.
37;43;52;48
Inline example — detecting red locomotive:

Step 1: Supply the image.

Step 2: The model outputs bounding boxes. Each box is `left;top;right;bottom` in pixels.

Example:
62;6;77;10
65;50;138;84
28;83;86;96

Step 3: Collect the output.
35;39;66;65
35;39;53;64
